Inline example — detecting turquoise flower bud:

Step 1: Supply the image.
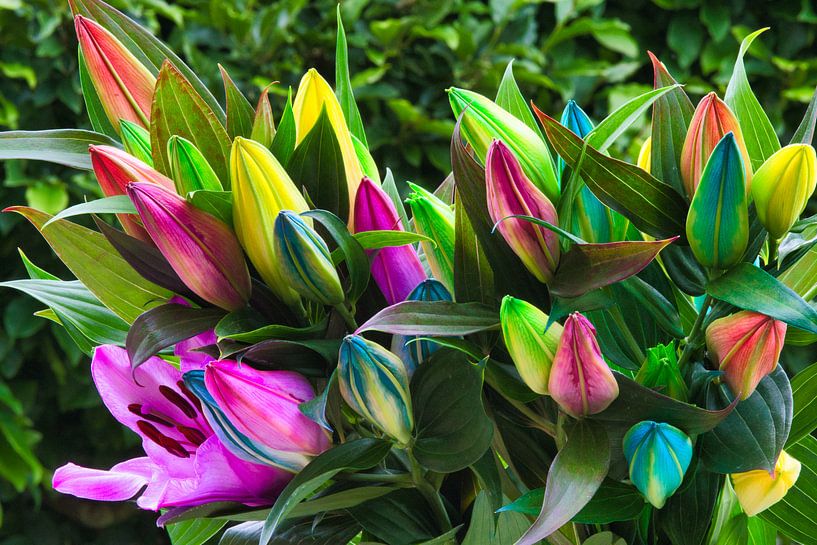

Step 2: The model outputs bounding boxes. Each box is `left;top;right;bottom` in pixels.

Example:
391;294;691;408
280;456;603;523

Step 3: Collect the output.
623;421;693;508
391;279;452;375
273;211;344;306
338;335;413;444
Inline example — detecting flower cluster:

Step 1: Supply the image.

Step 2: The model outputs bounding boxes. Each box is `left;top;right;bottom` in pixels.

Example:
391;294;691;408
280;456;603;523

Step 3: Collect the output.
1;4;815;545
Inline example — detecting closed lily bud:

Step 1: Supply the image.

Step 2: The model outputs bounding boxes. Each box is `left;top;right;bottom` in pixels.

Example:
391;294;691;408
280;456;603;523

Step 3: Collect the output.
558;100;594;179
119;120;153;166
623;421;693;508
203;360;330;471
273;211;344;306
486;139;560;283
293;69;364;205
752;144;817;240
681;92;751;199
127;182;251;311
406;182;456;291
392;279;452;375
731;449;801;516
548;312;618;417
89;144;175;240
705;310;787;399
635;343;688;402
75;15;155;131
686;133;749;270
251;88;276;148
338;335;413;444
449;87;560;203
353;177;426;305
230;137;309;306
637;137;652;173
500;296;563;395
168;135;224;194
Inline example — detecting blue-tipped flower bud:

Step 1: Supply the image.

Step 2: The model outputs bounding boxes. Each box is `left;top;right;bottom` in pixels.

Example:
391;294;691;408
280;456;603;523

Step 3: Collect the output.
339;335;414;444
623;421;693;508
273;211;344;306
391;279;452;375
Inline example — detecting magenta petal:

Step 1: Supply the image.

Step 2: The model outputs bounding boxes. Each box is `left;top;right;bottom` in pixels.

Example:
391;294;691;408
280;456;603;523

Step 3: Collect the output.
53;457;153;502
175;330;217;372
204;361;330;457
353;177;426;304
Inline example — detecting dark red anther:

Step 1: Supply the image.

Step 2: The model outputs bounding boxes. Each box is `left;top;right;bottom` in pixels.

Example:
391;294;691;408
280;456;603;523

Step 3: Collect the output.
137;420;190;458
177;380;203;413
128;403;174;427
159;385;198;419
177;425;207;446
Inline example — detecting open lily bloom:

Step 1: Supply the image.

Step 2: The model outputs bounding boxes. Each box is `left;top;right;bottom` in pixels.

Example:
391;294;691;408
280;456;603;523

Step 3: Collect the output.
52;345;290;510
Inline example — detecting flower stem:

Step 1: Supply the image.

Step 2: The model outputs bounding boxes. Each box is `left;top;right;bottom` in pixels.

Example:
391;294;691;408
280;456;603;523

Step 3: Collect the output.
678;295;713;369
409;450;451;531
334;302;358;331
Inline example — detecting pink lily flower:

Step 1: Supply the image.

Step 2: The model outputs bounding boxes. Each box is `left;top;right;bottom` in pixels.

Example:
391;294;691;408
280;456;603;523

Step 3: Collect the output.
52;345;290;510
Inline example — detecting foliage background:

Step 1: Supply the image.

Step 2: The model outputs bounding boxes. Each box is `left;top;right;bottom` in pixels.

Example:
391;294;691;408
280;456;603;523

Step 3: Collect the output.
0;0;815;542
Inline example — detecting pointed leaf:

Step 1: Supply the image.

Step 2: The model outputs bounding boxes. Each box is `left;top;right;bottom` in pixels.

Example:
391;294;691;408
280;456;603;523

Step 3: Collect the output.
0;129;116;170
789;362;817;445
791;86;817;146
335;6;366;147
150;61;231;184
495;60;543;140
78;49;118;139
219;65;255;139
515;420;610;545
271;90;296;166
724;28;780;169
648;52;694;196
44;195;136;228
535;107;687;238
550;237;677;298
302;209;368;301
8;206;171;322
706;262;817;334
658;463;724;545
356;301;499;336
454;195;494;304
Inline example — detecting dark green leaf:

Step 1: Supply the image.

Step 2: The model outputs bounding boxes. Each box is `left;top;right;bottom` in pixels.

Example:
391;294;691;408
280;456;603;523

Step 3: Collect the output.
288;109;348;220
348;489;442;545
222;514;359;545
661;244;708;296
706;262;817;334
516;420;610;545
215;309;323;344
648;52;694;196
0;129;117;170
454;196;494;304
219;65;254;139
620;276;684;338
151;62;231;184
271;90;296;165
260;438;391;544
357;301;499;336
411;350;493;472
658;463;723;545
535;107;686;238
127;304;225;369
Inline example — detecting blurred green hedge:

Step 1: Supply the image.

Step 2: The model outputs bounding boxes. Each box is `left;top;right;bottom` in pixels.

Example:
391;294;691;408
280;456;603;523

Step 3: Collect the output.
1;0;816;542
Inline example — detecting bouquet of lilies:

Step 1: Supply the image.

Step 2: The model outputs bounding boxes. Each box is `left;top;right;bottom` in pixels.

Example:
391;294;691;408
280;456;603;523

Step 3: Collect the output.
2;2;817;544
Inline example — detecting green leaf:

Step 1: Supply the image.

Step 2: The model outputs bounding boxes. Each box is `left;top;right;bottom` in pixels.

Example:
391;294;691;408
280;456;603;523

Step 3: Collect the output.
187;190;233;226
78;49;118;138
167;518;227;545
495;60;544;141
352;230;433;251
454;196;494;304
70;0;224;120
550;238;677;298
9;206;171;323
215;309;325;344
222;515;359;545
759;434;817;545
127;304;225;369
43;195;136;228
260;438;391;544
515;420;610;545
411;350;493;472
535;108;687;238
288;108;349;221
335;6;366;147
270;90;296;166
790;85;817;145
620;276;684;339
0;129;117;170
648;52;695;196
658;462;723;545
724;28;780;170
151;61;231;185
701;365;792;473
348;489;444;545
219;65;254;140
289;485;394;518
381;168;410;233
461;491;496;545
706;262;817;334
787;362;817;445
586;84;680;153
357;301;499;336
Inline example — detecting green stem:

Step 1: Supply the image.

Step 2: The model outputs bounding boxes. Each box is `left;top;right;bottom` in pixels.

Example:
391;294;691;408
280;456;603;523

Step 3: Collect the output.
409;450;451;531
334;302;358;331
609;305;645;363
677;295;713;369
507;398;557;437
337;471;414;484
